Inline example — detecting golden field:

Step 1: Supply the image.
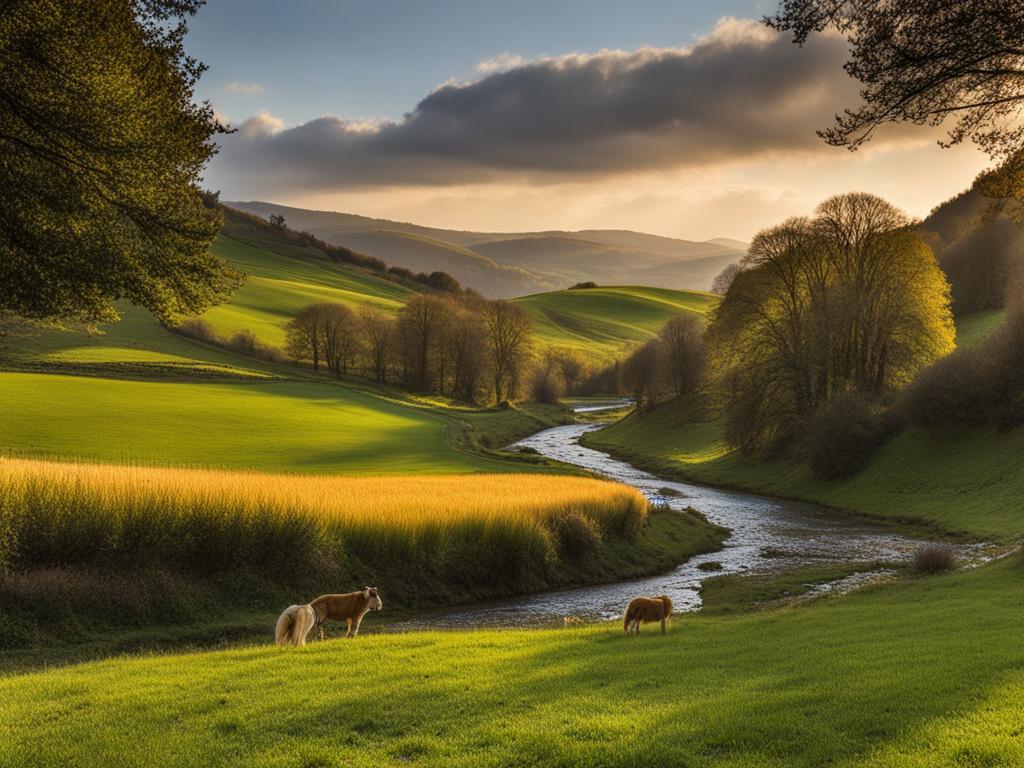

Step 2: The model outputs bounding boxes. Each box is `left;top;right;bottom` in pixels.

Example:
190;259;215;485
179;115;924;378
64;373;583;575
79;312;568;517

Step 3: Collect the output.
0;458;648;600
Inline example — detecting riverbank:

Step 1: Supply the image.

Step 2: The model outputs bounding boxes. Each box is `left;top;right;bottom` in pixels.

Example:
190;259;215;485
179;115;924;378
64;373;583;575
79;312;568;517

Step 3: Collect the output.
4;555;1023;767
0;504;727;671
582;404;1024;541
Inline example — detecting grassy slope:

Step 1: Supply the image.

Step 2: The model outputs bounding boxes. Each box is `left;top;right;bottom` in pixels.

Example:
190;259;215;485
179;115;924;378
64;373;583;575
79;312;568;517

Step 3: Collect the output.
585;409;1024;540
515;286;717;360
956;308;1007;347
3;557;1022;767
0;372;512;474
584;308;1022;541
200;233;410;347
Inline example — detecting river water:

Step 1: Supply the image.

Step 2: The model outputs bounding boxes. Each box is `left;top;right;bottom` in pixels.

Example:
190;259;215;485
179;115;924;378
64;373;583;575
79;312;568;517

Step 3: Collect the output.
397;405;983;630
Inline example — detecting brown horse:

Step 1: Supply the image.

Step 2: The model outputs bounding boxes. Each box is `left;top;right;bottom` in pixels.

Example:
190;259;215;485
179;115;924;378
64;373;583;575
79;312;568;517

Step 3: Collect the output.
275;587;382;646
623;595;673;635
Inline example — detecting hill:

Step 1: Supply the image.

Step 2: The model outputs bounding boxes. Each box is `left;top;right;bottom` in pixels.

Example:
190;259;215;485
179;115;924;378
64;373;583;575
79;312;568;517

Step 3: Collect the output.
515;285;717;360
227;201;747;295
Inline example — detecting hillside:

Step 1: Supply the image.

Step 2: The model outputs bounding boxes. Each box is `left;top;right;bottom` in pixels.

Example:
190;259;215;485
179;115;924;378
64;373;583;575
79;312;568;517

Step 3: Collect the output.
3;557;1022;766
227;201;747;295
515;285;718;360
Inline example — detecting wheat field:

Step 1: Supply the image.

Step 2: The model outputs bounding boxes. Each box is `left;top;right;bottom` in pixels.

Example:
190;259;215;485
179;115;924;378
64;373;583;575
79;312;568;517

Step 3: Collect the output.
0;458;647;597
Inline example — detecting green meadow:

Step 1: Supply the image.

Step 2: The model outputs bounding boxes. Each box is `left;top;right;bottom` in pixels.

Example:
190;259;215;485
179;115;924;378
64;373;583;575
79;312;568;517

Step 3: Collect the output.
515;285;717;360
0;372;507;474
198;231;410;347
2;557;1022;767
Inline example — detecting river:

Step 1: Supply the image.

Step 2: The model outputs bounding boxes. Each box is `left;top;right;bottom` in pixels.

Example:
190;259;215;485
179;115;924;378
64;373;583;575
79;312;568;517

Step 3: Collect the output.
397;403;982;630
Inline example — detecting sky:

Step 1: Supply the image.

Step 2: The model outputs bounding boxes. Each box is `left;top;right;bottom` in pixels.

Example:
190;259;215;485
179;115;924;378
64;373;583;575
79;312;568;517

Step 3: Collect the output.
188;0;990;241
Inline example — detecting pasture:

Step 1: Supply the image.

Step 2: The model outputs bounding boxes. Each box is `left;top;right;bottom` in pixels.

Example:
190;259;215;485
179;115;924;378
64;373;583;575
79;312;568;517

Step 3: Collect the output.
0;372;506;474
2;556;1021;767
584;408;1024;540
515;285;717;360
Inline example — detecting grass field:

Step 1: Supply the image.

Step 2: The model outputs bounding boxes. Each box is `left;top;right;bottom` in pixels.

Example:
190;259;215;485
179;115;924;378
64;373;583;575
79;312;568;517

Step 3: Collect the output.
0;372;512;474
584;406;1024;540
198;233;410;347
2;555;1021;767
955;308;1006;347
515;285;717;360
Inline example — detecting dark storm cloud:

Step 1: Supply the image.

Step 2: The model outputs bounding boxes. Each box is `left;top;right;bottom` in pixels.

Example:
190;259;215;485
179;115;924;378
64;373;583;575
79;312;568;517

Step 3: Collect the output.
210;19;869;192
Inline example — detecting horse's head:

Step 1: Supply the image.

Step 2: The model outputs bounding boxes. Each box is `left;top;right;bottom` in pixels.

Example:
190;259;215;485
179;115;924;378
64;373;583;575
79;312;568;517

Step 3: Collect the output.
365;587;383;611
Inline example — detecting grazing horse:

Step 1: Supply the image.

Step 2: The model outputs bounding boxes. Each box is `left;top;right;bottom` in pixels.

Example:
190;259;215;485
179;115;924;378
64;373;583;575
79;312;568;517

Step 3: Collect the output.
275;587;383;646
623;595;673;635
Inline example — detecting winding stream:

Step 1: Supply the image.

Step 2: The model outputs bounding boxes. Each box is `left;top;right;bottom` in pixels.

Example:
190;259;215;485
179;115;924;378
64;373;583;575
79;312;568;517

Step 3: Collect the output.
399;404;984;629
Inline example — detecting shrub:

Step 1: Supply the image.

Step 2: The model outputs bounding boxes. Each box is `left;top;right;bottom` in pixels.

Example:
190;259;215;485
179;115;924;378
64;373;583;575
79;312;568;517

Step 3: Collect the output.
173;317;217;343
806;393;888;480
569;281;599;290
912;543;956;575
547;510;602;562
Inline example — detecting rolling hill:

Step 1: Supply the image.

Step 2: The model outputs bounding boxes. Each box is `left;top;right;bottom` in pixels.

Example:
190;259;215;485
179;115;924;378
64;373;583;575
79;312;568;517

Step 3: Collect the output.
515;285;717;360
227;201;747;297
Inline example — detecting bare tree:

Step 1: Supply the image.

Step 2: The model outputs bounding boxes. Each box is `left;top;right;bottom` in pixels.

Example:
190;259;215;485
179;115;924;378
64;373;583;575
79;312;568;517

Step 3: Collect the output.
482;300;532;402
358;306;396;383
285;304;327;371
659;315;706;399
397;294;449;391
320;304;359;378
711;263;742;295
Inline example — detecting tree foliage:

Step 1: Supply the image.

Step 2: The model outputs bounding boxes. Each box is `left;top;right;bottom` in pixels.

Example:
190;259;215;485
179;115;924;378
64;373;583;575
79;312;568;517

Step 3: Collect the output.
768;1;1024;162
707;193;955;453
0;0;242;324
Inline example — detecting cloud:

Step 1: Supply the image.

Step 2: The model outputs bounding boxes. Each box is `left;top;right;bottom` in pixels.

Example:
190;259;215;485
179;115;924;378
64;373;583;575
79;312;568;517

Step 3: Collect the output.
475;52;525;74
223;82;265;94
208;18;926;195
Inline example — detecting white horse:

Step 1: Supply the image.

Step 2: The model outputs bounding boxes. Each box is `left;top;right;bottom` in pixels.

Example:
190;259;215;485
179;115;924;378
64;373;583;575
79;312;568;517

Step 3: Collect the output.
274;603;317;647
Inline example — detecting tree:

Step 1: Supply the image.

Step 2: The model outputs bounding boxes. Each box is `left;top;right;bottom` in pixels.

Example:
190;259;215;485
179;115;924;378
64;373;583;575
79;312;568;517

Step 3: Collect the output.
658;315;706;399
621;340;664;412
711;263;742;295
319;304;359;378
0;0;241;325
269;213;287;229
397;294;449;391
768;0;1024;202
707;193;956;453
444;302;489;404
358;307;396;383
482;300;532;402
285;304;328;371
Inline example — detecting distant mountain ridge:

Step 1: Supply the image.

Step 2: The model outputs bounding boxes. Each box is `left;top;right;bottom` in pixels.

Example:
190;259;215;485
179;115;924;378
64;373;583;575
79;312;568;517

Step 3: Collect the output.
227;201;747;298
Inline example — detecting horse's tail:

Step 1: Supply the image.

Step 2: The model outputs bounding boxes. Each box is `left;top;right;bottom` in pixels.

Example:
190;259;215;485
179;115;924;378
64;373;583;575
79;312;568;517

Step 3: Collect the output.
661;595;673;618
276;604;315;647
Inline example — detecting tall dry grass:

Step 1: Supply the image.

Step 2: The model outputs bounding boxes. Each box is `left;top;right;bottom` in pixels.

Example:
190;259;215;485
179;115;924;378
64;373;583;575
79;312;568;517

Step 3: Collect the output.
0;459;647;601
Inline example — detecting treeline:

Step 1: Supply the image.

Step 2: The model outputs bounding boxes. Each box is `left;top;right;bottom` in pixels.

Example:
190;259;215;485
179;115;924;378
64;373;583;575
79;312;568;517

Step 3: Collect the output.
604;192;1024;481
284;295;541;405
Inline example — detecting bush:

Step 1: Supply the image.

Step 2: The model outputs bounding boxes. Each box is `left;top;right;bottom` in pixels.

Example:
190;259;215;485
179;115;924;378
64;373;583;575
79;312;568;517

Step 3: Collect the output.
912;543;956;575
547;510;602;562
569;281;599;290
226;330;285;363
173;317;217;343
806;393;888;480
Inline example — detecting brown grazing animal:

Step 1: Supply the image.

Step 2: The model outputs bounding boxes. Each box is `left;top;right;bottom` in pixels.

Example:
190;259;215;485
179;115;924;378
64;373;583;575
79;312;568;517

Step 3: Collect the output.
275;587;383;646
623;595;673;635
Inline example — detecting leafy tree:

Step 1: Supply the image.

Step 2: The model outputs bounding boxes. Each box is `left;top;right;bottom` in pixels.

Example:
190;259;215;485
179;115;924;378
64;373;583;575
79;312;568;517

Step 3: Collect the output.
768;0;1024;202
1;0;241;325
268;214;287;229
707;193;955;453
285;304;328;371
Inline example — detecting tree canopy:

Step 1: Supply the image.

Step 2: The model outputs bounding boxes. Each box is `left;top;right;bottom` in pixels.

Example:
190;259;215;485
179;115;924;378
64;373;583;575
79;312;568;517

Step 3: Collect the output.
0;0;241;325
769;0;1024;201
707;193;955;453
